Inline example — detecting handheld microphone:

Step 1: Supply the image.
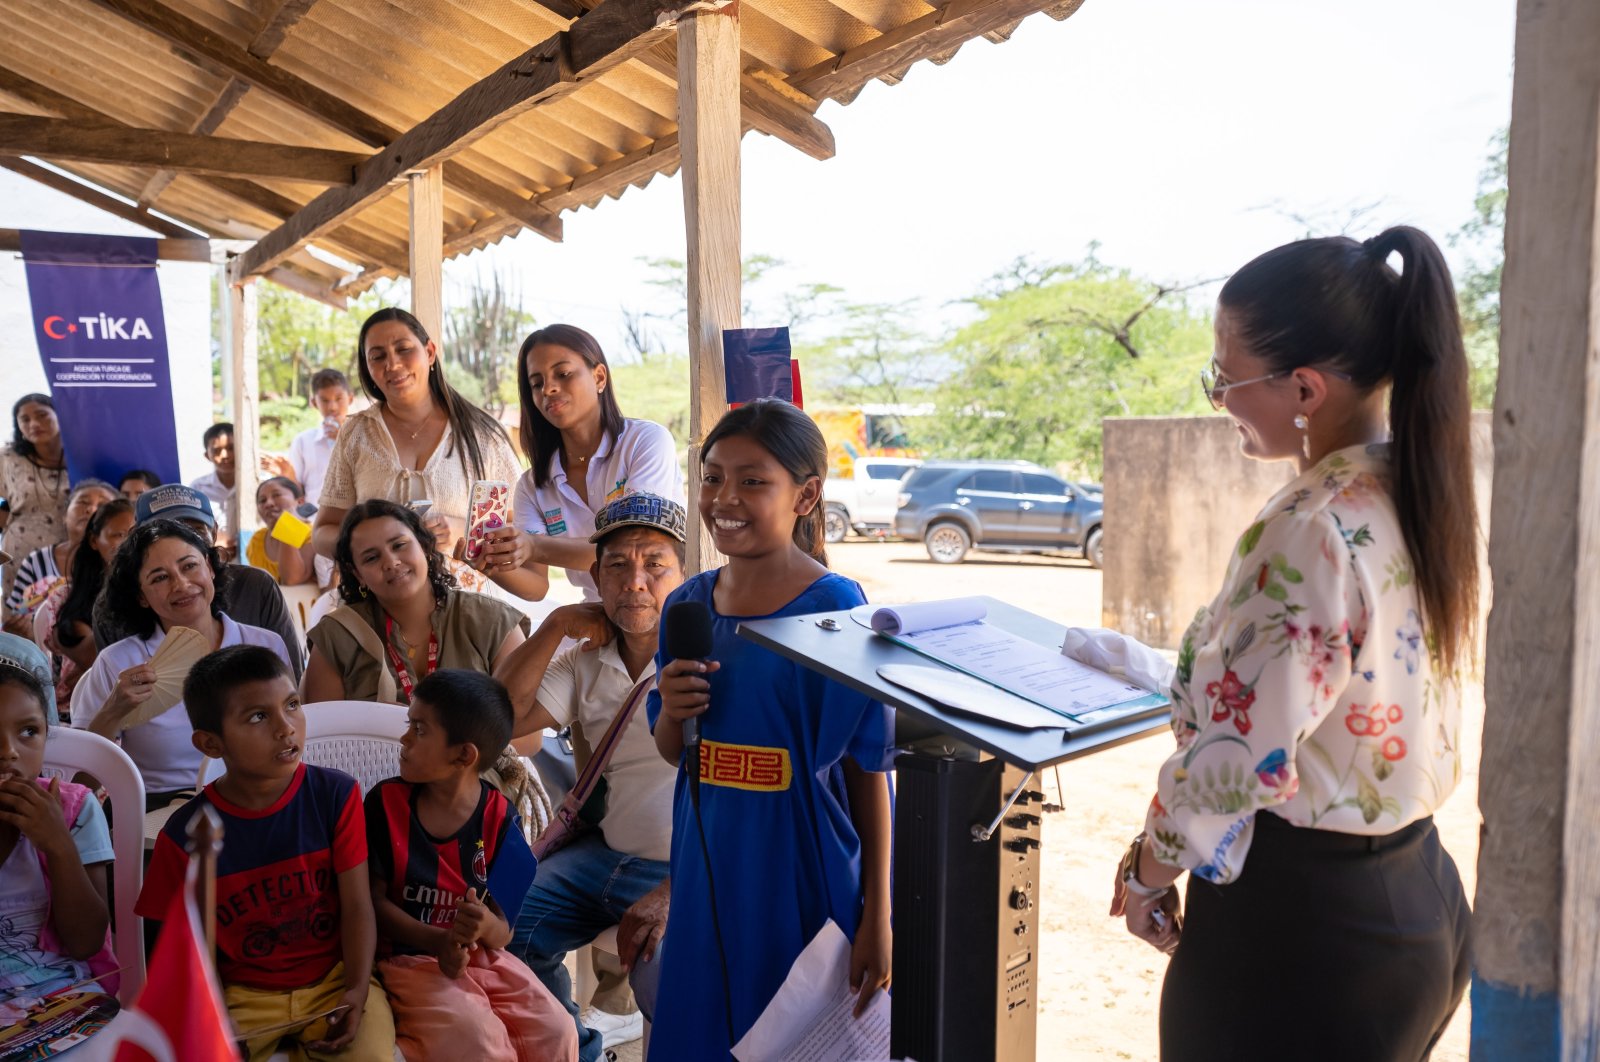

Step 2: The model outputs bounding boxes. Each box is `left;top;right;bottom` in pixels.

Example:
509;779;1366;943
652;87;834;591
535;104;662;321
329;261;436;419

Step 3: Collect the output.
663;600;714;749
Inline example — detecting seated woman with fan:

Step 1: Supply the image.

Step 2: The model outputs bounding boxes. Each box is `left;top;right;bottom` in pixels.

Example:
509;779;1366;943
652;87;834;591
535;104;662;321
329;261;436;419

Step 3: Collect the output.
301;499;527;705
68;520;292;810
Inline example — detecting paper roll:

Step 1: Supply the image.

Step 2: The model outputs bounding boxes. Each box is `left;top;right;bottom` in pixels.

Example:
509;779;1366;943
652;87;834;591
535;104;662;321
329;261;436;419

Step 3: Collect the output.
869;597;988;636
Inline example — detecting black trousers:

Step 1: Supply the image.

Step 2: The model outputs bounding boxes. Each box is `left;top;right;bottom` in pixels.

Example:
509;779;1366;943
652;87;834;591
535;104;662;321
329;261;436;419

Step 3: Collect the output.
1160;813;1471;1062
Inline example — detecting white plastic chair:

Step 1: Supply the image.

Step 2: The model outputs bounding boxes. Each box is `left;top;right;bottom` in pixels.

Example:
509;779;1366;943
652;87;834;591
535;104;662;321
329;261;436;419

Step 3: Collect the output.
39;728;147;1004
278;582;323;649
299;699;410;790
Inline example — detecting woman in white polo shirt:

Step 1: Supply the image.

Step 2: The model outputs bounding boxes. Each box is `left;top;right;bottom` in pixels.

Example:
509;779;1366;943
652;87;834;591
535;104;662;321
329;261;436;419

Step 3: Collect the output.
70;520;290;809
472;324;684;602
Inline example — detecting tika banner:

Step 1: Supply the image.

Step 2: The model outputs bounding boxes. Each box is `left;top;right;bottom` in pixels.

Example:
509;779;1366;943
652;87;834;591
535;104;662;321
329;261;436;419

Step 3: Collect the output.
20;230;181;485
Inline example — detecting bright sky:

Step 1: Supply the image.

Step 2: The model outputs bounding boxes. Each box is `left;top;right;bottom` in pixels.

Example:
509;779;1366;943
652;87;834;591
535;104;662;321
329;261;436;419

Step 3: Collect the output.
470;0;1516;353
1;0;1515;424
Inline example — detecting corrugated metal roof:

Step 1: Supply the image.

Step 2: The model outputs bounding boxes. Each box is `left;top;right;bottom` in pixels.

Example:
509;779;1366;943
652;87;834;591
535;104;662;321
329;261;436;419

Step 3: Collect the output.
0;0;1084;296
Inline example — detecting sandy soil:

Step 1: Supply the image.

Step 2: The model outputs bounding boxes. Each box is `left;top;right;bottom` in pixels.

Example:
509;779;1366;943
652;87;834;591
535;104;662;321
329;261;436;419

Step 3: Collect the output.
828;539;1479;1062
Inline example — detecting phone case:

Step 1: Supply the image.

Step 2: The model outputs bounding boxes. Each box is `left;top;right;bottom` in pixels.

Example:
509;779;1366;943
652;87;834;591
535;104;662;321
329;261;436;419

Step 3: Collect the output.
464;480;512;561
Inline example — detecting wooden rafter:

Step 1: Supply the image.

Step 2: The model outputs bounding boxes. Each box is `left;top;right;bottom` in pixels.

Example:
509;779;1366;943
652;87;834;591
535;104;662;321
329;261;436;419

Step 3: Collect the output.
248;0;322;59
234;0;707;279
0;158;194;238
135;78;250;206
636;41;835;161
0;114;367;185
0;66;410;272
85;0;561;241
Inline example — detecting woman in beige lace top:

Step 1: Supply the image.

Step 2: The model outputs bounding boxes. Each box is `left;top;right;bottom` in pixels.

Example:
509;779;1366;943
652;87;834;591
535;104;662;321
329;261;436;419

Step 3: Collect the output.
312;309;521;592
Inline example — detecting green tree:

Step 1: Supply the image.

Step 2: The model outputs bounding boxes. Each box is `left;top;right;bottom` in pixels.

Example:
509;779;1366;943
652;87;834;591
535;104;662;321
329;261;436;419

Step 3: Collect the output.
1454;128;1506;408
444;269;535;417
922;252;1214;479
797;299;935;407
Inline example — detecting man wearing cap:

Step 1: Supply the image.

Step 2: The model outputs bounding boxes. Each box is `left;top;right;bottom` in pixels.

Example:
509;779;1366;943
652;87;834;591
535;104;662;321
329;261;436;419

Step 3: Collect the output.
496;491;685;1061
88;485;301;679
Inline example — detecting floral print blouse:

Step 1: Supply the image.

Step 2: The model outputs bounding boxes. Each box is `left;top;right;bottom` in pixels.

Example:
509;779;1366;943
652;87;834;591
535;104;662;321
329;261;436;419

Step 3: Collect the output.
1145;443;1462;884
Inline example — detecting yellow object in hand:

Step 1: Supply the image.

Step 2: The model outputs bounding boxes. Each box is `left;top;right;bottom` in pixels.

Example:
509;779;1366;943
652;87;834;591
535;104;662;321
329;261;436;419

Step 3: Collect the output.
270;510;313;548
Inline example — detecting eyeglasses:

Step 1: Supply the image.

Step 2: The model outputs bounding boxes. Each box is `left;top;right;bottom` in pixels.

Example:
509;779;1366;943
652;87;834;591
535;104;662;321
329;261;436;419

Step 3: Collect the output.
1199;360;1352;410
1199;363;1287;410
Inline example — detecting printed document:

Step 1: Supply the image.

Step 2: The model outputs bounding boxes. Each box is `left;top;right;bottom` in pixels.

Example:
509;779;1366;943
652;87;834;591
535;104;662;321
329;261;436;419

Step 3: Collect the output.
732;920;890;1062
888;617;1148;720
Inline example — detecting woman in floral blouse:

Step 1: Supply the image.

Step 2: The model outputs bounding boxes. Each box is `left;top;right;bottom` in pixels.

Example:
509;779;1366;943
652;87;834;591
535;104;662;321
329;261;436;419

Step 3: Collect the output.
1100;227;1476;1060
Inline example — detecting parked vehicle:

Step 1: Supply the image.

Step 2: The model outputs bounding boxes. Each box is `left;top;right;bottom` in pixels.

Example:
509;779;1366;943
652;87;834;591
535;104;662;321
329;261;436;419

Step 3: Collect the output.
823;457;922;542
893;460;1104;567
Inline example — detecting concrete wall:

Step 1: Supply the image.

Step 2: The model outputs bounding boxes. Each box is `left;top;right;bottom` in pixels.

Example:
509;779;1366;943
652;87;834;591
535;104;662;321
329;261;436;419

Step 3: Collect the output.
1102;413;1492;651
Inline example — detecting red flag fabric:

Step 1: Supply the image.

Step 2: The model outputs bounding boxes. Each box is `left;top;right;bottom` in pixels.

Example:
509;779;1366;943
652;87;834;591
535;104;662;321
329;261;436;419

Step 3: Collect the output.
113;868;239;1062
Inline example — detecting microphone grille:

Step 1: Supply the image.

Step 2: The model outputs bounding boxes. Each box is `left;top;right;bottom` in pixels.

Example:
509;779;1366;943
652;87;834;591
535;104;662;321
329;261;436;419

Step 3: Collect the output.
663;599;714;660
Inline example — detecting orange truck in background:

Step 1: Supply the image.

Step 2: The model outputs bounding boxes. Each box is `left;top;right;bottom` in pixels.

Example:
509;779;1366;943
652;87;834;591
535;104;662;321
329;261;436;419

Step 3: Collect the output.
813;404;929;479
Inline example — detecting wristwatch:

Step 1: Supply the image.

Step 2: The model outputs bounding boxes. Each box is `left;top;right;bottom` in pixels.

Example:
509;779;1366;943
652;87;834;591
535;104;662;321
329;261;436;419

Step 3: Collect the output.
1119;832;1170;899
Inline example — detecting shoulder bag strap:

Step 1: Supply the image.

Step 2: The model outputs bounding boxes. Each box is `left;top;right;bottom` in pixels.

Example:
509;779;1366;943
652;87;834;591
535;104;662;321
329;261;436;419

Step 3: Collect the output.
326;604;399;704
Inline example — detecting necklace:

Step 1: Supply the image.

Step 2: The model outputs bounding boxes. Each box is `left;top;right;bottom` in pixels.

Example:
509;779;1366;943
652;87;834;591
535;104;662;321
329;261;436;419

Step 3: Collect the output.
386;405;439;441
26;453;66;498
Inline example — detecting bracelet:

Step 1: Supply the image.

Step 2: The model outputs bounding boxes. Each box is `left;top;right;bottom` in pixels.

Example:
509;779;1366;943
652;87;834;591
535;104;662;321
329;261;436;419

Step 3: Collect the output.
1124;873;1170;900
1119;832;1172;899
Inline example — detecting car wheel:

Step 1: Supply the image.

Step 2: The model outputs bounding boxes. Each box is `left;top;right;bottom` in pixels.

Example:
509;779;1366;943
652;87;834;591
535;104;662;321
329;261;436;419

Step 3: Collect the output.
924;522;971;564
824;505;849;544
1084;525;1104;569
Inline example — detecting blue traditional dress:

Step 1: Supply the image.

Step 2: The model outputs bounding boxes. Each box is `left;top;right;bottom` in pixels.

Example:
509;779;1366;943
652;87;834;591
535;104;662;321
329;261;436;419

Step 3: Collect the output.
645;571;893;1060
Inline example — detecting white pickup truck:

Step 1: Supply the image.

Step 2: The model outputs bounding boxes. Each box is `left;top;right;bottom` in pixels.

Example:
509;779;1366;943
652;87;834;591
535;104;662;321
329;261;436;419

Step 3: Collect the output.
822;457;922;542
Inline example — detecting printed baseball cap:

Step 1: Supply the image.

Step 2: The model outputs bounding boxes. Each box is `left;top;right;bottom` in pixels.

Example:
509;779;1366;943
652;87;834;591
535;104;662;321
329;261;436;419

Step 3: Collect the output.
590;491;688;543
0;631;58;723
136;483;217;528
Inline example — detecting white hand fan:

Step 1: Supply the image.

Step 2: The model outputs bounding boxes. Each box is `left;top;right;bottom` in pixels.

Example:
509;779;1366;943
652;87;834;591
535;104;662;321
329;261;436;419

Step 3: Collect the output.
122;626;211;728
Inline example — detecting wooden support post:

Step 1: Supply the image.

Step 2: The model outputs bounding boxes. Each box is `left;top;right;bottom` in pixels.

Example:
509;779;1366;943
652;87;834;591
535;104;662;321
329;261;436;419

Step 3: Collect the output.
1474;0;1600;1056
678;5;741;575
227;267;261;545
409;166;445;344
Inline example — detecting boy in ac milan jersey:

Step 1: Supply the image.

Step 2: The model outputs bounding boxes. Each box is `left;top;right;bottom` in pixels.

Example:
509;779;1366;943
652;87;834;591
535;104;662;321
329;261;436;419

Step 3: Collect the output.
366;669;576;1062
135;645;396;1062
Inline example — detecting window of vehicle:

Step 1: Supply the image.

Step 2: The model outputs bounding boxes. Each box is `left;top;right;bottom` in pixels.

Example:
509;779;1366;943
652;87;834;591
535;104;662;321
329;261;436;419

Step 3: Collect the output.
962;471;1019;493
867;464;912;480
1019;473;1070;496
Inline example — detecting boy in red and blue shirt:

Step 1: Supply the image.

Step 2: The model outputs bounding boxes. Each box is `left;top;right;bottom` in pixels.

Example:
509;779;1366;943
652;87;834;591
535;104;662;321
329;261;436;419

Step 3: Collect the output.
365;669;574;1062
136;646;396;1061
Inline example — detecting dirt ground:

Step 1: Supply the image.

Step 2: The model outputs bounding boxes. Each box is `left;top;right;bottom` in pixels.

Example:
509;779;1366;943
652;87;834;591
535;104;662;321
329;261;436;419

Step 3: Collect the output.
825;538;1480;1062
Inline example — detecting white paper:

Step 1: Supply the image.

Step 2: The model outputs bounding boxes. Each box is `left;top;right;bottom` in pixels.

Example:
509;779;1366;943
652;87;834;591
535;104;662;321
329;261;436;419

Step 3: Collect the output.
877;664;1065;729
896;619;1148;718
732;920;890;1062
868;598;987;636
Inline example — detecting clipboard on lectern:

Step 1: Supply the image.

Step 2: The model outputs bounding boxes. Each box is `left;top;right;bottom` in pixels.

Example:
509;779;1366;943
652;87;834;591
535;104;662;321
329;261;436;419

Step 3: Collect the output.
737;595;1171;771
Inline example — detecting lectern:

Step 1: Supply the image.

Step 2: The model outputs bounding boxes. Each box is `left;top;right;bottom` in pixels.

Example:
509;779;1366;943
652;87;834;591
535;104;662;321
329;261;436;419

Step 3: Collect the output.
738;596;1168;1062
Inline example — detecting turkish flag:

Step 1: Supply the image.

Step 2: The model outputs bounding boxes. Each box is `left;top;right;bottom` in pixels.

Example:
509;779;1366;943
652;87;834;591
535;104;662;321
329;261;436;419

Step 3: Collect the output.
114;868;239;1062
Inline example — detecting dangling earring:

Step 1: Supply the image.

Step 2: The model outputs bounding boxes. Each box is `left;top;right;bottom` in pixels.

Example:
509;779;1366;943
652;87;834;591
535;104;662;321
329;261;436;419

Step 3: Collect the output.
358;584;369;598
1293;413;1311;461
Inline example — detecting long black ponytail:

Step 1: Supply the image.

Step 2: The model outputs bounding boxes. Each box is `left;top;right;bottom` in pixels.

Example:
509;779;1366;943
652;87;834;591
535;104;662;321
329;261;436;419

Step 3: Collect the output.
1220;226;1478;674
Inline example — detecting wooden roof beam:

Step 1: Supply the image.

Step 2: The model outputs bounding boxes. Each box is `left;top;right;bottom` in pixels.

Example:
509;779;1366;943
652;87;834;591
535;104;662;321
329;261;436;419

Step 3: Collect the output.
248;0;322;59
0;228;211;259
788;0;1086;102
136;78;250;207
265;261;347;309
0;157;195;238
636;44;834;161
86;0;561;242
235;0;713;279
0;67;408;272
0;114;368;185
